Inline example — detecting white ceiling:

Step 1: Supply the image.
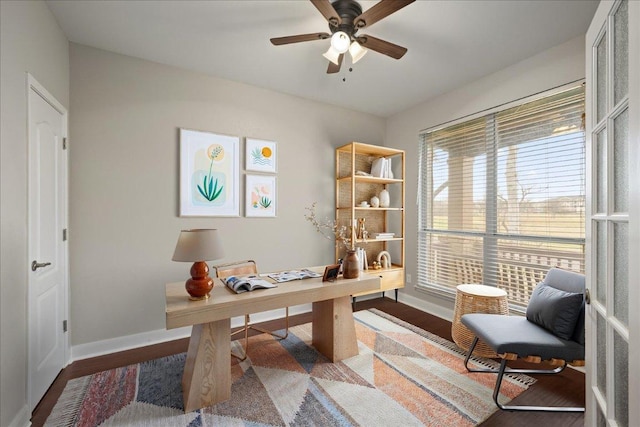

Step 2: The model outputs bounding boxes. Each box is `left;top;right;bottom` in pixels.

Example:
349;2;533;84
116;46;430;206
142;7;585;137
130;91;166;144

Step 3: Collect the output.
46;0;599;118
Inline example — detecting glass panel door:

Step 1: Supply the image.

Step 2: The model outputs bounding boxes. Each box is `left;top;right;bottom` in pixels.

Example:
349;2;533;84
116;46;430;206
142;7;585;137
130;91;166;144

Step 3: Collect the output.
586;1;633;426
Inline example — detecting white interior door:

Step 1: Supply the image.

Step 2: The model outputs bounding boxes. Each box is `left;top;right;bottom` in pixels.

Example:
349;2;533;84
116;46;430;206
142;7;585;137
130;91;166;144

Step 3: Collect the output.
27;75;69;409
585;1;639;426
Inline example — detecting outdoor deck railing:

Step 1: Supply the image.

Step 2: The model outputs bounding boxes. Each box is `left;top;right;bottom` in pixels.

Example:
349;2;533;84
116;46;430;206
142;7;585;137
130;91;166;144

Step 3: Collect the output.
431;244;585;306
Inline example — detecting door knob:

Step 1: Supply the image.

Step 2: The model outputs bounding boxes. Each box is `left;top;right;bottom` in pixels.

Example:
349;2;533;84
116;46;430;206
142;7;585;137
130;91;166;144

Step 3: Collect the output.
31;260;51;271
585;288;591;305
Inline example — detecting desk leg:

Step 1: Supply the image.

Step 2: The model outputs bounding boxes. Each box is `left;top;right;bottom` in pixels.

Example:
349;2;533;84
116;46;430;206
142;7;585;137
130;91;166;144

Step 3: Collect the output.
312;296;358;362
182;319;231;412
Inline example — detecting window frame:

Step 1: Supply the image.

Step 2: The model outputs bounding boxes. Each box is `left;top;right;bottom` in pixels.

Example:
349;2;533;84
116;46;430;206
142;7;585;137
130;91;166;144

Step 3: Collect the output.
416;81;586;308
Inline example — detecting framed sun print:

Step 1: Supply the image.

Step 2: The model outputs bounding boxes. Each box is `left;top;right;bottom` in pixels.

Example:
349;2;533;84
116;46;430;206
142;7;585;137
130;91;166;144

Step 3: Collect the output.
179;128;239;217
245;174;276;217
246;138;277;173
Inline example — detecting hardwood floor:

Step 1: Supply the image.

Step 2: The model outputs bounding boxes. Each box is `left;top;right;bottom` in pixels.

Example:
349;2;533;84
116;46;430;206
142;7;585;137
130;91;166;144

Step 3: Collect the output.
31;297;585;426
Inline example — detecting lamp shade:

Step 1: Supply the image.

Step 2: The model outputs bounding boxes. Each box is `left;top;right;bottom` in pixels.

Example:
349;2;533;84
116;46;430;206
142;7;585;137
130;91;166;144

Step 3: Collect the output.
322;46;341;65
330;31;350;54
172;229;224;262
349;41;367;64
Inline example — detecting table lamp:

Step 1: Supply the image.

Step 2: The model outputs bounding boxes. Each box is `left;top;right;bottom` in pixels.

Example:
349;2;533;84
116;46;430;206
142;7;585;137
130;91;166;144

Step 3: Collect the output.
172;229;224;300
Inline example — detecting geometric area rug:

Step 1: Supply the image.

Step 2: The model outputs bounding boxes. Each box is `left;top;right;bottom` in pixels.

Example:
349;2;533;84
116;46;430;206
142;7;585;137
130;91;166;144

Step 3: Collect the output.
45;309;534;426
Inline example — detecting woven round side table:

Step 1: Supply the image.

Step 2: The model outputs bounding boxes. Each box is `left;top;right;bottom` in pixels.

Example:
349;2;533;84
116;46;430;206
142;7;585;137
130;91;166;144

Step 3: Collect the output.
452;284;508;358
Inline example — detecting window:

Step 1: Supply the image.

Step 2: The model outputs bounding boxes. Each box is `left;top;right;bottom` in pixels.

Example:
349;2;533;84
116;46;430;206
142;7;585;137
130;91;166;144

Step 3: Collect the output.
418;85;585;307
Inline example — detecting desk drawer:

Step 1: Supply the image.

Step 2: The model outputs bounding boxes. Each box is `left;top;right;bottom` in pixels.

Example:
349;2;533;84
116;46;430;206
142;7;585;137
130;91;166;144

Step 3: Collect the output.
375;269;405;290
355;269;405;297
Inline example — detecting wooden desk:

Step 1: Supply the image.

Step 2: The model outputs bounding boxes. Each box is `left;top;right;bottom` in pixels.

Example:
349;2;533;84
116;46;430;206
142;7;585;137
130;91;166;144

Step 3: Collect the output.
165;272;380;412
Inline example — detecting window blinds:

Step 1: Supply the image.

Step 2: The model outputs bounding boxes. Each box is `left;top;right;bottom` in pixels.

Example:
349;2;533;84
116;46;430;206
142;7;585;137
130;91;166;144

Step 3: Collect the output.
418;85;585;306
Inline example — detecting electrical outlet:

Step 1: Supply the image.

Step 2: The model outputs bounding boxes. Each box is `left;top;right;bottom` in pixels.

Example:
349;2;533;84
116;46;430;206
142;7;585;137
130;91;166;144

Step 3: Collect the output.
406;273;412;284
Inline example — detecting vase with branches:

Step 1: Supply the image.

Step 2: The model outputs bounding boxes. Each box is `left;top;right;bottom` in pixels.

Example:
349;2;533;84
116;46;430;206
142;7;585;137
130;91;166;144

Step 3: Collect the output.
305;202;359;278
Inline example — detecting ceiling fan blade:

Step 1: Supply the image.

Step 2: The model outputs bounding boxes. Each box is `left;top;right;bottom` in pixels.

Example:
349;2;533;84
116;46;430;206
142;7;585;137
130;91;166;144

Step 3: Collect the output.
270;32;331;45
357;35;407;59
354;0;415;29
310;0;341;26
327;54;344;74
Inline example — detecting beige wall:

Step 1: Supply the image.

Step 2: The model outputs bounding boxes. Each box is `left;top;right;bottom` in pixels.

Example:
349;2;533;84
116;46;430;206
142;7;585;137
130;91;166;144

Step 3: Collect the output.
0;4;589;423
0;1;70;425
386;36;587;316
68;44;385;347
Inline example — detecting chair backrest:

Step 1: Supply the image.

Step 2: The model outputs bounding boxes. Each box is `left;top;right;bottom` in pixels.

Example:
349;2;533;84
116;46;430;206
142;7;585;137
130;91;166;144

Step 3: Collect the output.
212;260;258;279
543;267;586;344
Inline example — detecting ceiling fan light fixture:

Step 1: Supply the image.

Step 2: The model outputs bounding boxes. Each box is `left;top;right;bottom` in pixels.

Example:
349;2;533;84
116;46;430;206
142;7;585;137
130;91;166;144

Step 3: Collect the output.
271;0;415;74
330;31;350;54
323;46;341;65
349;40;367;64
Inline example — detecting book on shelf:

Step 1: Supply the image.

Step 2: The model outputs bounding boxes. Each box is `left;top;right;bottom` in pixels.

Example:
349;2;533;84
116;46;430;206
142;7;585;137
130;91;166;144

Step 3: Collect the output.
374;232;395;239
223;275;277;294
370;157;394;179
267;269;322;283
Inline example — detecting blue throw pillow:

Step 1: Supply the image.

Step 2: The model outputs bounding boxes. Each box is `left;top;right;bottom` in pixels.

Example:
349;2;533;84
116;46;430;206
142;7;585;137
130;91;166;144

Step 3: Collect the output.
526;282;584;340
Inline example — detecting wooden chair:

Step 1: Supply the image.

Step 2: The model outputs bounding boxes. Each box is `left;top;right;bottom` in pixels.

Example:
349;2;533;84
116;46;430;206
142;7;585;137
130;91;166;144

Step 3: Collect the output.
461;267;585;412
212;260;289;360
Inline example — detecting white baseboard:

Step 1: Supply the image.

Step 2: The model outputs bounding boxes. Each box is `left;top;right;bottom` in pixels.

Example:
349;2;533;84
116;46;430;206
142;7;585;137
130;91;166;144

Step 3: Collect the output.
7;404;30;427
397;291;454;322
71;295;452;362
71;325;192;361
71;304;313;361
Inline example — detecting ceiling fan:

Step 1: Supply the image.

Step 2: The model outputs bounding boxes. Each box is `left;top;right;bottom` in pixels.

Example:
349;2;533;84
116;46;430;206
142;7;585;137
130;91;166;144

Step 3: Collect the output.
270;0;415;74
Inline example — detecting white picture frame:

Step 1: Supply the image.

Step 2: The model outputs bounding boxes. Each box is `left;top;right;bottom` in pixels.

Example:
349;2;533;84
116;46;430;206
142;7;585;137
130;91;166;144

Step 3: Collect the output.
245;174;276;217
246;138;277;173
179;128;240;217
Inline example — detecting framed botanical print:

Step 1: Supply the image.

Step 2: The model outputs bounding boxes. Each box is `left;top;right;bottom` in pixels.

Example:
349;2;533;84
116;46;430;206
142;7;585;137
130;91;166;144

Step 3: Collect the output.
245;174;276;217
179;128;239;217
246;138;277;173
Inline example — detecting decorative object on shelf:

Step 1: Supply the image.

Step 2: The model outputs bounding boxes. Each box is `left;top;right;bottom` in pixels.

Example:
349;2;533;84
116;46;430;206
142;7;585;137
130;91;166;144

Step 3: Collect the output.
379;186;390;208
342;249;360;279
305;202;351;249
179;129;239;217
245;174;276;217
376;250;391;269
356;218;367;239
171;229;224;300
359;201;370;207
370;196;380;208
370;157;385;177
245;138;277;173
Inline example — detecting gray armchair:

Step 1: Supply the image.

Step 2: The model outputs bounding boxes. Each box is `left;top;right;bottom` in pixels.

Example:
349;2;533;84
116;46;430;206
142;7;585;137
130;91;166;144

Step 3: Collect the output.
461;267;585;412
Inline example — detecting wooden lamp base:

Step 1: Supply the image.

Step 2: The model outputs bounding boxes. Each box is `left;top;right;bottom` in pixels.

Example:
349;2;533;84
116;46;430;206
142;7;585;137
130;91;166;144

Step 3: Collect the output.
185;261;213;300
